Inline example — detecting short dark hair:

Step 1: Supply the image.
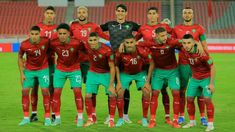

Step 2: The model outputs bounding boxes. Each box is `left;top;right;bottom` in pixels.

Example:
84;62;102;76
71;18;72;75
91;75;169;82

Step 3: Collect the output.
30;26;40;32
155;27;166;34
57;23;70;31
89;32;98;37
147;7;158;13
183;34;194;39
116;4;127;12
184;6;192;10
124;34;135;40
45;6;55;12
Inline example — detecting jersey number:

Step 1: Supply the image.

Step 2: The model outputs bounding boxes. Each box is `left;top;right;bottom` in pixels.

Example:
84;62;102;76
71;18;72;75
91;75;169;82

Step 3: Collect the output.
45;31;52;38
130;58;137;65
152;30;156;38
34;49;41;56
93;55;97;61
189;58;194;65
62;50;69;57
160;49;165;54
80;30;87;37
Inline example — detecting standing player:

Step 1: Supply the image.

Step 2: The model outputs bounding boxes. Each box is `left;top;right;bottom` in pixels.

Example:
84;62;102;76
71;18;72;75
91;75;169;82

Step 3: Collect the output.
70;6;109;123
82;32;116;128
30;6;57;122
115;35;154;127
181;34;215;132
18;26;51;126
100;4;140;124
50;23;84;127
172;7;208;125
146;27;181;128
135;7;172;124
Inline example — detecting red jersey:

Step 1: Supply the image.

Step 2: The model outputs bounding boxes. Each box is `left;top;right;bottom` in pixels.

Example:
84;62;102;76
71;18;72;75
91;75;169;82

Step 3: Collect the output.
84;43;114;73
37;22;58;65
172;24;205;64
142;38;181;70
136;23;172;42
115;46;152;74
70;21;109;63
183;50;213;80
19;37;49;70
50;38;84;72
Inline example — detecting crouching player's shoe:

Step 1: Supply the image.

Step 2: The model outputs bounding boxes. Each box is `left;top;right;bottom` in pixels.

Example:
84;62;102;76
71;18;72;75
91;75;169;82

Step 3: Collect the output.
148;119;156;128
141;118;148;127
19;118;30;126
115;118;124;127
83;119;94;127
205;122;214;132
52;118;61;126
44;118;52;126
183;121;196;128
201;117;208;126
109;119;115;128
30;114;38;122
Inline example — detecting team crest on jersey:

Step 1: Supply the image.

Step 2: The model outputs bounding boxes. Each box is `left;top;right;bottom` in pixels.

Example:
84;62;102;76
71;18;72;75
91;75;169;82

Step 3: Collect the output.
41;45;45;50
98;54;102;58
53;29;57;33
88;28;91;32
165;45;170;49
192;29;196;33
137;55;141;59
70;47;74;52
125;25;130;29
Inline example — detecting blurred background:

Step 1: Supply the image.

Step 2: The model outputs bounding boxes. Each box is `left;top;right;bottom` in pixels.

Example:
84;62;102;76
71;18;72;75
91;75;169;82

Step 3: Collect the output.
0;0;234;53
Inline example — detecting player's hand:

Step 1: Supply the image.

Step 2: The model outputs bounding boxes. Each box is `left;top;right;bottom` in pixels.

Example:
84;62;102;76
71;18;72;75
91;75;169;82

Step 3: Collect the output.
195;41;205;56
208;83;215;93
20;74;26;86
118;42;125;53
116;82;122;93
161;18;171;25
109;85;116;96
142;82;152;93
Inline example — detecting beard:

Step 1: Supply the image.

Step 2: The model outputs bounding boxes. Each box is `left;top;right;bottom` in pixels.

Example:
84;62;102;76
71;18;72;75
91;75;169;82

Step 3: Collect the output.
185;19;192;22
79;17;86;21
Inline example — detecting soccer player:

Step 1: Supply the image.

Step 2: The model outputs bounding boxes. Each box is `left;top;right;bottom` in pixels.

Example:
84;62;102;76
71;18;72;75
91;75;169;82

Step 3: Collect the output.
18;26;51;126
172;7;208;125
146;27;182;128
181;34;215;132
100;3;140;124
115;34;154;127
135;7;172;124
82;32;116;128
70;6;109;123
30;6;57;122
50;23;84;127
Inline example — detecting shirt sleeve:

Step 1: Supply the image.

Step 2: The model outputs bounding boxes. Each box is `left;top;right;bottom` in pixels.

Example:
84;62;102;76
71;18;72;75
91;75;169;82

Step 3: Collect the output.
131;22;140;31
107;49;114;63
100;22;109;31
198;25;206;41
95;25;110;40
200;54;214;67
135;27;143;41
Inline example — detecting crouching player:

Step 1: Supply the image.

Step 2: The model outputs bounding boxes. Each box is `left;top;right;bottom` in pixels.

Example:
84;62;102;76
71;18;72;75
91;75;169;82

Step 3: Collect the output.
83;32;116;128
115;34;154;127
18;26;51;126
181;34;215;132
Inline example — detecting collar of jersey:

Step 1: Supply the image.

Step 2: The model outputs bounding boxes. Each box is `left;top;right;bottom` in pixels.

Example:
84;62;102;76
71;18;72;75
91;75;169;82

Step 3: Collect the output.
147;21;158;26
29;38;40;45
61;37;71;45
43;20;55;25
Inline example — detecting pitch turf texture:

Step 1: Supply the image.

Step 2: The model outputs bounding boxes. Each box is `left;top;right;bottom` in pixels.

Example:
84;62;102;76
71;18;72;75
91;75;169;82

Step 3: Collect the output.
0;53;234;132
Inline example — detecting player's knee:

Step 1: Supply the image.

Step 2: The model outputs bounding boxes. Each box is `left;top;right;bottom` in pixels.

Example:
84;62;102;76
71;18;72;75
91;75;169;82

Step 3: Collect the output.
187;97;195;102
152;90;160;97
22;89;30;96
204;97;212;104
85;94;92;98
117;89;124;99
42;89;50;96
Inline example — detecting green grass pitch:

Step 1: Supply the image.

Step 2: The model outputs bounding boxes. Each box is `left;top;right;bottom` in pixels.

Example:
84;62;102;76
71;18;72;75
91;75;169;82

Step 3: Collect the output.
0;53;234;132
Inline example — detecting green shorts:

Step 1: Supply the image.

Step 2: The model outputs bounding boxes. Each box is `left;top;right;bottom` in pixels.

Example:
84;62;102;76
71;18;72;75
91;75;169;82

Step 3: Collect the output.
23;68;49;88
179;64;192;88
53;68;82;88
120;71;147;90
80;62;90;83
151;68;180;90
187;77;213;98
86;71;111;95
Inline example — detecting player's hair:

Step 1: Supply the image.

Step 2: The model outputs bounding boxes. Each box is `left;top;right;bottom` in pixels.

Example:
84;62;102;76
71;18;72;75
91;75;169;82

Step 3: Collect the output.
116;4;127;12
30;26;40;32
77;6;88;11
155;27;166;34
183;34;194;39
89;32;98;37
57;23;70;31
45;6;55;12
182;6;193;12
124;34;135;40
147;7;158;13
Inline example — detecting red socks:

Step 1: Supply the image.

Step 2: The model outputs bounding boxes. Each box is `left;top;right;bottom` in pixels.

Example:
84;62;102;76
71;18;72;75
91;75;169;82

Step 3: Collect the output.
179;88;186;116
73;88;83;113
108;96;116;119
31;85;38;112
42;89;50;118
142;97;150;118
187;99;195;120
22;89;30;117
117;98;124;118
53;89;62;116
150;90;160;120
197;97;205;117
172;90;180;121
85;97;93;119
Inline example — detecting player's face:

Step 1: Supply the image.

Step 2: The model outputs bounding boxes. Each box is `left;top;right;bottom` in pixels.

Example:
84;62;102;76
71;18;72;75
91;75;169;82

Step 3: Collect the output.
124;38;136;52
182;38;195;52
44;9;56;23
115;7;127;20
58;29;70;43
29;30;40;43
77;8;88;21
88;36;99;49
156;31;167;44
183;9;193;22
147;10;158;22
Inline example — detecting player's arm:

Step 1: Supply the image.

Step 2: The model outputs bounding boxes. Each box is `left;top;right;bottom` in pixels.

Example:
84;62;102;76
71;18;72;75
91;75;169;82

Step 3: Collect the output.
135;27;143;41
200;37;208;51
108;53;116;95
96;26;110;40
209;64;216;93
115;52;122;92
131;21;140;31
18;48;25;86
199;25;208;51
